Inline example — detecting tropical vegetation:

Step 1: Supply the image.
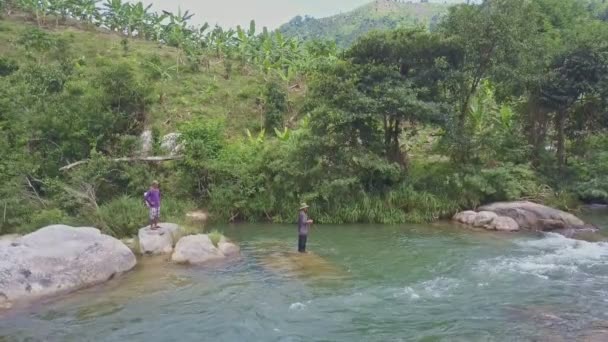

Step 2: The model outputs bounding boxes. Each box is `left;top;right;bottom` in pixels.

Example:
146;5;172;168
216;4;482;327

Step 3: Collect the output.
1;0;608;237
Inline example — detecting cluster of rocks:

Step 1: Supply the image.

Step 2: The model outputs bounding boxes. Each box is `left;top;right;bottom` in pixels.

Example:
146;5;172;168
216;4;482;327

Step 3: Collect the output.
1;222;238;311
137;223;239;264
453;201;598;237
453;210;519;231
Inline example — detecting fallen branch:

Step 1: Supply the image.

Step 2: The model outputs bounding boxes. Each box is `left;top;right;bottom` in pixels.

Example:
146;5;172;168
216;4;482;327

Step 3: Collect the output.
60;155;184;171
24;176;46;206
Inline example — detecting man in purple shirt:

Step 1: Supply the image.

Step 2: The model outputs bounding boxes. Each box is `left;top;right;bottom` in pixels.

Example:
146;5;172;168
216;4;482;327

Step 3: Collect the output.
297;203;313;253
144;180;161;229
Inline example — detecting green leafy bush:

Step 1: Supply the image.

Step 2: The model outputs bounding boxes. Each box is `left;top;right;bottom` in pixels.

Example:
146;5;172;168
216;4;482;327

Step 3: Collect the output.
208;229;223;247
90;196;194;237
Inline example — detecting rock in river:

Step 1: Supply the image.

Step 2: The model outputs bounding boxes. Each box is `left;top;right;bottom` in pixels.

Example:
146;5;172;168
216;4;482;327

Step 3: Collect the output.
0;225;136;309
218;236;240;257
171;234;226;265
453;201;597;236
489;216;520;232
478;201;586;230
138;223;182;255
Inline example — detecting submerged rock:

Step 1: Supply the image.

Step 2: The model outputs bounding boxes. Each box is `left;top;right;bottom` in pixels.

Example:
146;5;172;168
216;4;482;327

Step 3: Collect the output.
453;201;596;237
138;223;182;255
218;236;240;256
171;234;225;264
260;249;346;281
0;225;136;309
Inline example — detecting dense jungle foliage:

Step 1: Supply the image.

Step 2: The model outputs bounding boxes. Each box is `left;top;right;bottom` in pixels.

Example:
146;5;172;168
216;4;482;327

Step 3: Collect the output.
1;0;608;237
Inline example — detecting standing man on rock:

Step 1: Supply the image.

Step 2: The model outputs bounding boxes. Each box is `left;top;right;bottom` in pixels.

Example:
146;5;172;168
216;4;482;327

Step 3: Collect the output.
297;203;313;253
144;180;161;230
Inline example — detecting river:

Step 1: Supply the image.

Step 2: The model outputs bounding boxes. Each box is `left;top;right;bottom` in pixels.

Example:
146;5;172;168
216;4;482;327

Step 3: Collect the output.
2;212;608;341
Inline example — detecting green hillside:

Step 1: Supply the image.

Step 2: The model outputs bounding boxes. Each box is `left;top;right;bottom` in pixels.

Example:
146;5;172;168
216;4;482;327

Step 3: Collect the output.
279;0;451;48
2;0;608;238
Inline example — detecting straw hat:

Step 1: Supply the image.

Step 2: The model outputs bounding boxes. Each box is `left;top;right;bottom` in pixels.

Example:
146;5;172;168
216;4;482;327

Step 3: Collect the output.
299;203;309;210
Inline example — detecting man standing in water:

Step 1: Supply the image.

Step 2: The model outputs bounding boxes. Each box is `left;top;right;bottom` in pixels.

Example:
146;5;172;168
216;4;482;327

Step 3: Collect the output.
298;203;313;253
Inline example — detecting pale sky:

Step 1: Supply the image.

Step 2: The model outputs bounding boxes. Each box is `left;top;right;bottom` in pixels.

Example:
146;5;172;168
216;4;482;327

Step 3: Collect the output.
139;0;372;29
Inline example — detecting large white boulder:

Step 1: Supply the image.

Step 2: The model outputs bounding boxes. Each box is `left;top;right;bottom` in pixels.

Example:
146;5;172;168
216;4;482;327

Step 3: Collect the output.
453;211;478;225
473;211;498;227
160;133;182;155
171;234;225;264
478;201;587;231
452;201;597;237
0;225;136;309
488;216;520;232
138;223;182;255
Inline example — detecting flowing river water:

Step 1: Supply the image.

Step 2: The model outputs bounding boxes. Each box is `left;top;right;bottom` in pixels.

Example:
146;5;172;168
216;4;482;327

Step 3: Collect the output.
2;210;608;341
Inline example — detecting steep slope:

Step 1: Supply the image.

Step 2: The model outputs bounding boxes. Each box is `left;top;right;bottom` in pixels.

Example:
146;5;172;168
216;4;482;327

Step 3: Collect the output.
0;17;294;136
279;0;456;48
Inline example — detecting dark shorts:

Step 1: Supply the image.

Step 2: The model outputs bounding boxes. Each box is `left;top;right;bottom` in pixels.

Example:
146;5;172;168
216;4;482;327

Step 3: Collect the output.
298;235;307;253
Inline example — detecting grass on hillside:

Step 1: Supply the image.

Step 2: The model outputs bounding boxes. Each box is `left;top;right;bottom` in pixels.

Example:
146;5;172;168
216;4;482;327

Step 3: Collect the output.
0;17;305;137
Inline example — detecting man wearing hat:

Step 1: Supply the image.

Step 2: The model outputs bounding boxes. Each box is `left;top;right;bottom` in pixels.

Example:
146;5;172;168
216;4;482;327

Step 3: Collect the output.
297;203;314;253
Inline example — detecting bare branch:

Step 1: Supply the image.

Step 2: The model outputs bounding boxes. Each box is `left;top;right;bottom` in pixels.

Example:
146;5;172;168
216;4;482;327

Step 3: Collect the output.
59;155;184;172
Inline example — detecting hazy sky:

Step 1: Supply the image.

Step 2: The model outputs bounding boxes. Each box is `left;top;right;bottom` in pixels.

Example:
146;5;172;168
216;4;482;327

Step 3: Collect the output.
139;0;372;29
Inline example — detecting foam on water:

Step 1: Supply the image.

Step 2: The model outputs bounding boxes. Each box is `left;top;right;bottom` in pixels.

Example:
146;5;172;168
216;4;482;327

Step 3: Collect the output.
396;277;460;300
289;302;307;310
477;233;608;279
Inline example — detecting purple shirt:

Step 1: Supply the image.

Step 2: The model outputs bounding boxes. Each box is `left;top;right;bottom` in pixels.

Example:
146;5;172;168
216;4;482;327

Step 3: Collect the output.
298;211;309;235
144;189;161;208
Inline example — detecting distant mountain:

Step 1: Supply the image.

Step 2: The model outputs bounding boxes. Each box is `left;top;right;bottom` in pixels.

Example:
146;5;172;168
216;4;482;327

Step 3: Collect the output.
279;0;464;48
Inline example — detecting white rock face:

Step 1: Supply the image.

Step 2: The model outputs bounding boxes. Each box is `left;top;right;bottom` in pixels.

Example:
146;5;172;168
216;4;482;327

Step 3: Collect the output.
160;133;182;155
171;234;225;264
140;130;153;156
0;225;136;309
138;223;182;255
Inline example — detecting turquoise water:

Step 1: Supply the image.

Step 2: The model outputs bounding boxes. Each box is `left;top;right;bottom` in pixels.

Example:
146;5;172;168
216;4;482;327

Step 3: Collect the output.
2;219;608;341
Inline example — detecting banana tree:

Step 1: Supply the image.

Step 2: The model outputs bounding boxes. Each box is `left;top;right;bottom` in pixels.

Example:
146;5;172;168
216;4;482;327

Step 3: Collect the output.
18;0;43;26
129;1;152;38
162;8;196;73
71;0;100;24
49;0;71;26
147;11;167;42
102;0;125;32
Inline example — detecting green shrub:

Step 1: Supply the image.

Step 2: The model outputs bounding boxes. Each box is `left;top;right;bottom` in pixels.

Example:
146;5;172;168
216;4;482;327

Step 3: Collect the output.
90;196;194;237
94;195;146;237
16;208;70;234
208;229;223;247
